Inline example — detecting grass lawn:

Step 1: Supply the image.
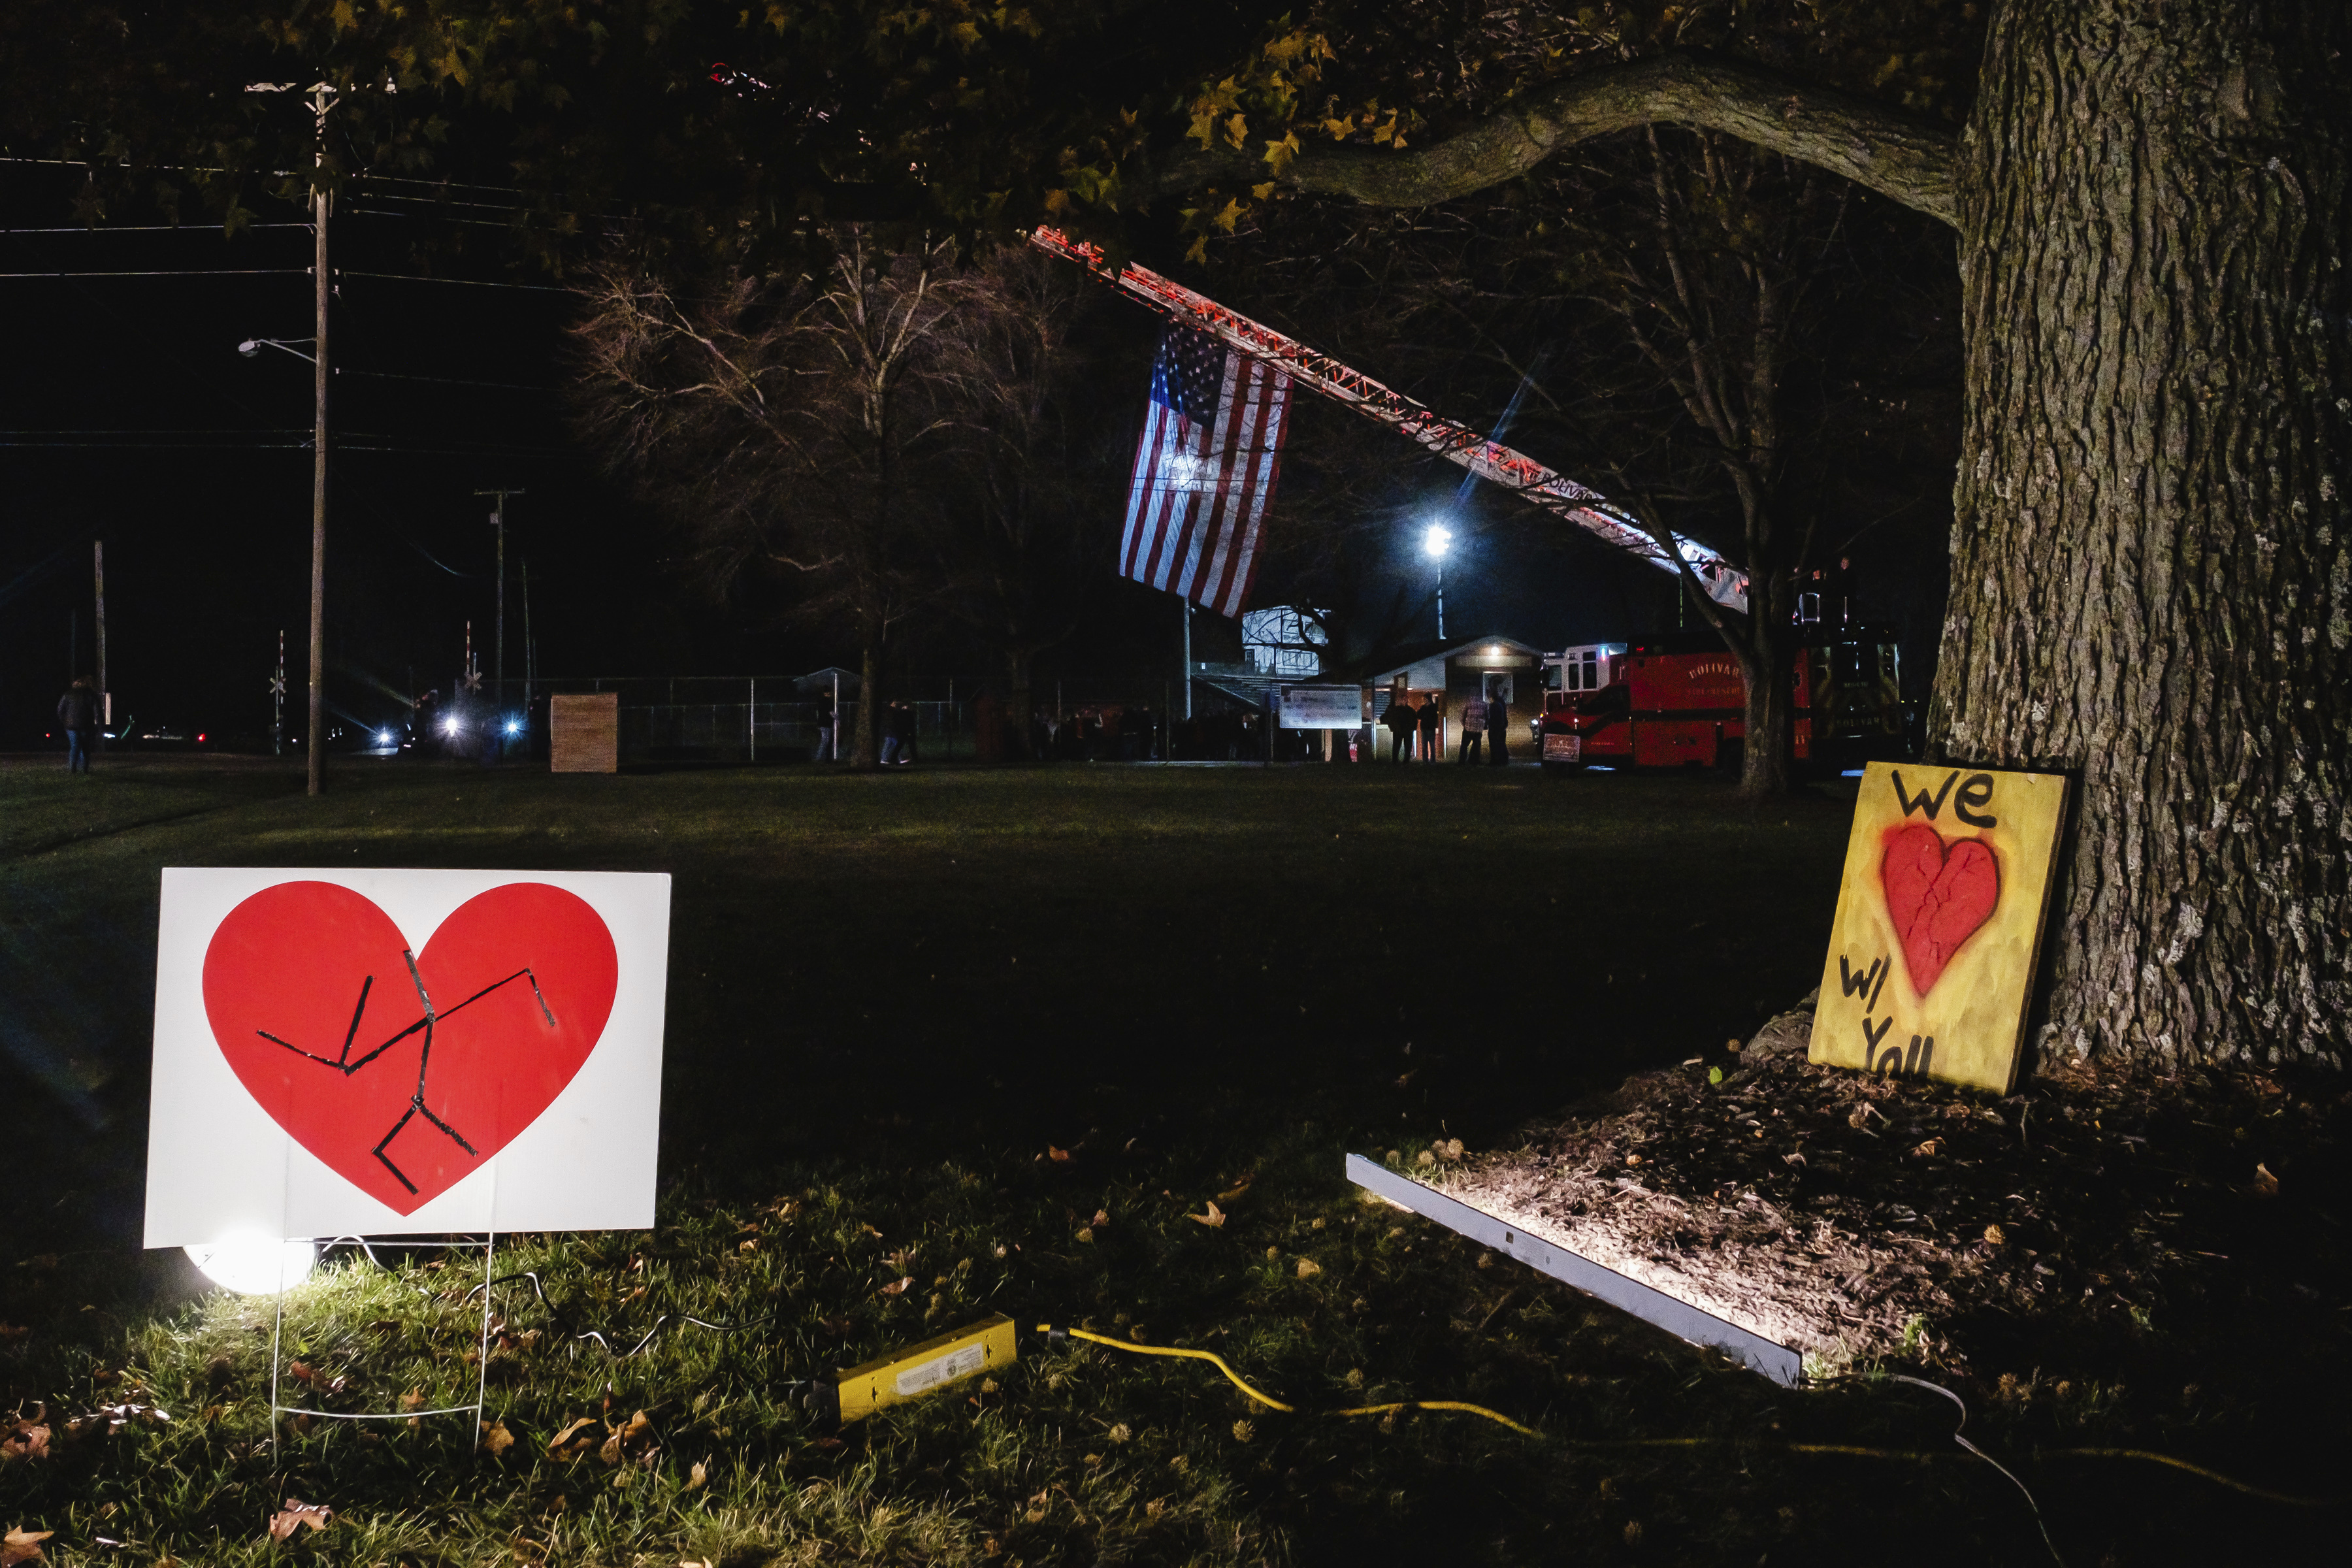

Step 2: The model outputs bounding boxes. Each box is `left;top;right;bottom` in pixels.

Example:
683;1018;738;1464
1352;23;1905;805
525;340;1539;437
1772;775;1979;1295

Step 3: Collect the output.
0;758;2333;1564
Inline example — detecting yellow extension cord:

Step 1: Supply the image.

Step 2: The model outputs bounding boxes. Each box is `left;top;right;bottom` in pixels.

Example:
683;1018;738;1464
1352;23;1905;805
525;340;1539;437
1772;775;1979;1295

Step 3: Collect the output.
1037;1324;2338;1507
1049;1324;1541;1437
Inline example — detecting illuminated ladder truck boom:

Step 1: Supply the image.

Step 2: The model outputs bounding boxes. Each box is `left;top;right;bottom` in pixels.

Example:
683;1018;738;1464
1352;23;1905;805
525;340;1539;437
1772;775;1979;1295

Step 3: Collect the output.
1027;227;1749;613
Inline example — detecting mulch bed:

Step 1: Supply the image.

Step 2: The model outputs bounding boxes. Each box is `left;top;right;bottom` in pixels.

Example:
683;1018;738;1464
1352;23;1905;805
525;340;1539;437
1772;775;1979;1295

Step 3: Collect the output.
1424;994;2352;1380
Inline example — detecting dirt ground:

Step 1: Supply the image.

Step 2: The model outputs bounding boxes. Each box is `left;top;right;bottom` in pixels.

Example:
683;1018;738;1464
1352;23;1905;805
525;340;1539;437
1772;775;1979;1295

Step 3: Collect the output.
1429;992;2352;1390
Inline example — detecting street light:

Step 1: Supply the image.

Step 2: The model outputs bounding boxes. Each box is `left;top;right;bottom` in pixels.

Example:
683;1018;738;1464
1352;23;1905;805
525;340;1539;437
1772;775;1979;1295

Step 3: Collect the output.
238;336;316;362
1422;523;1454;640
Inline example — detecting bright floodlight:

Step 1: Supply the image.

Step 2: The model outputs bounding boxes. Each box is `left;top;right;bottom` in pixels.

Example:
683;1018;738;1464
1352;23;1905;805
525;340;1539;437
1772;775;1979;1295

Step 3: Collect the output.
184;1235;315;1295
377;729;393;744
444;718;461;734
237;339;261;357
1422;523;1454;561
504;719;520;734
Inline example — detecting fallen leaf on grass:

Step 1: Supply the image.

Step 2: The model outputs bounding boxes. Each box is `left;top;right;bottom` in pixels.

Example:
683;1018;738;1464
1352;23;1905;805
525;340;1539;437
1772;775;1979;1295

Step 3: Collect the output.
1216;1179;1252;1202
1;1529;50;1567
478;1418;515;1456
547;1417;599;1459
267;1500;333;1543
1295;1259;1322;1279
686;1460;708;1491
2254;1162;2279;1196
1983;1225;2007;1245
1091;1209;1110;1229
859;1223;884;1239
1912;1139;1943;1158
0;1420;48;1465
1188;1202;1226;1229
878;1276;915;1297
1046;1145;1074;1164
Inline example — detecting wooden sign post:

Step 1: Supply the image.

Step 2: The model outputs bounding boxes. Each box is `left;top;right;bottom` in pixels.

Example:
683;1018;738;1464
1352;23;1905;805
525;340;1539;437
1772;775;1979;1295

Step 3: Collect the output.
1808;760;2070;1094
550;693;619;774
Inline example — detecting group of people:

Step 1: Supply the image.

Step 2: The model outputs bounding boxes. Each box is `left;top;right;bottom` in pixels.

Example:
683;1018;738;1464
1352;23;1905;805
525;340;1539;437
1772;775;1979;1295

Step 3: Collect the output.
806;687;921;765
1379;687;1512;766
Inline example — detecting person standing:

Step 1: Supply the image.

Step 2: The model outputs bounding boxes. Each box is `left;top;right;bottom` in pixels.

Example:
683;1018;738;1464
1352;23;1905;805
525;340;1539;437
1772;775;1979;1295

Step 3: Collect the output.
57;676;101;774
881;700;915;766
1416;694;1442;764
1380;691;1414;762
810;683;836;762
1458;690;1487;764
1486;683;1511;766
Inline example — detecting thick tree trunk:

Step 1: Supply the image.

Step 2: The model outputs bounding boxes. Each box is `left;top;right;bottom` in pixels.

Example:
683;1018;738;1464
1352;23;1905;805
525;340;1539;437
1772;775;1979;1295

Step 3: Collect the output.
1933;0;2351;1069
1736;627;1793;800
852;632;882;768
1005;646;1035;762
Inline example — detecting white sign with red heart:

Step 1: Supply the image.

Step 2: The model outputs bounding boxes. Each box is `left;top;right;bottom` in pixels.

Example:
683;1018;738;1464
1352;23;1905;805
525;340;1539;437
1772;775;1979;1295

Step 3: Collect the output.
144;868;672;1248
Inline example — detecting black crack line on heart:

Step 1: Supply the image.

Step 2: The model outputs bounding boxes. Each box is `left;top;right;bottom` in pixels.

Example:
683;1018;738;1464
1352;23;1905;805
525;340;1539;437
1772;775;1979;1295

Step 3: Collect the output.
255;953;556;1196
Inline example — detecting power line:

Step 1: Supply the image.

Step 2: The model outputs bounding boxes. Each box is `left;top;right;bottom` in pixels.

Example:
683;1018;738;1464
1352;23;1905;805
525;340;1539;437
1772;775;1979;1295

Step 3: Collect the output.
340;368;555;392
337;269;573;293
0;268;310;278
0;223;313;233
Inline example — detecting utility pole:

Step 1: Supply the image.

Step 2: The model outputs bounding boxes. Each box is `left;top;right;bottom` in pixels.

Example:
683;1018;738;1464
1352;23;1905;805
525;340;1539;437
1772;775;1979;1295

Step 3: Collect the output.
520;557;534;719
474;488;523;737
1180;598;1192;720
246;77;351;793
93;541;108;728
306;83;335;794
271;630;287;755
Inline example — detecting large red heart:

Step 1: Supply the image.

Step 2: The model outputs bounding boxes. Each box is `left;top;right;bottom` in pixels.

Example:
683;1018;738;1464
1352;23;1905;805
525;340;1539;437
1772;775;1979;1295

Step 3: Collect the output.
1880;825;2000;997
202;881;619;1215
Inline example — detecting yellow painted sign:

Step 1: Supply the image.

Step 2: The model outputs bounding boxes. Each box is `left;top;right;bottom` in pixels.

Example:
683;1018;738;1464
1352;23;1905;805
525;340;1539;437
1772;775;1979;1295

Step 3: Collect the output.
1808;762;2070;1095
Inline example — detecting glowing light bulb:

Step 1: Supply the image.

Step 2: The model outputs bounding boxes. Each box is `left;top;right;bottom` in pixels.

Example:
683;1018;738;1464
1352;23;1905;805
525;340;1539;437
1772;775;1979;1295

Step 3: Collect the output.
1422;523;1454;560
183;1235;316;1295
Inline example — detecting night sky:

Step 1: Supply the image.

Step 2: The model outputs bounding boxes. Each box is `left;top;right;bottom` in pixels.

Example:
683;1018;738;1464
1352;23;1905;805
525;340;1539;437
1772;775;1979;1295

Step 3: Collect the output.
0;159;1915;749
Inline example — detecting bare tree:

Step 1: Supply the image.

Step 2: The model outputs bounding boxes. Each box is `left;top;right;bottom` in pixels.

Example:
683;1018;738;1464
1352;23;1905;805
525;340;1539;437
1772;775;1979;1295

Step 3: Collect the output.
932;244;1106;756
570;229;978;766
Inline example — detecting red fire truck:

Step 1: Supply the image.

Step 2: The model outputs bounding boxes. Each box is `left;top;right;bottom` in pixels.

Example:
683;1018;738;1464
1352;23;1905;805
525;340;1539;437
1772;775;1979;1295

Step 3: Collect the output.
1536;629;1904;774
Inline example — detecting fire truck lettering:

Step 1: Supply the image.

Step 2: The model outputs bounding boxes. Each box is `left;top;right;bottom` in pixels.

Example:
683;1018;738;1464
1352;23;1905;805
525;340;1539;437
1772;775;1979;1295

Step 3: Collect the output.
1953;774;1999;829
1889;768;1961;821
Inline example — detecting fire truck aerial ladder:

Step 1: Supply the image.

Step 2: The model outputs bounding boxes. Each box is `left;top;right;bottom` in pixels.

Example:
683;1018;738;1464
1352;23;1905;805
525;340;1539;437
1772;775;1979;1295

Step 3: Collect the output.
1026;227;1750;614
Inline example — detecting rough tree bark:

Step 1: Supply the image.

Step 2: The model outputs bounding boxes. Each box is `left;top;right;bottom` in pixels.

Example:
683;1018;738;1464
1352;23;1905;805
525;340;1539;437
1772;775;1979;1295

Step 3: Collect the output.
1235;2;2350;1069
1938;1;2349;1069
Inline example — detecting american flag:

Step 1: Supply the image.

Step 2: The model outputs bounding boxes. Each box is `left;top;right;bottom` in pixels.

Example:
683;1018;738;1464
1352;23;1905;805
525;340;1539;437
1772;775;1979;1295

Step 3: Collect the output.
1119;325;1292;617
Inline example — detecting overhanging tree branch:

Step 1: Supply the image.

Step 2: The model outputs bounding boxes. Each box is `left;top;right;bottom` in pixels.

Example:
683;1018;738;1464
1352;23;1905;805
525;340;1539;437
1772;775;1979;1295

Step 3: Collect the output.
1164;53;1958;228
